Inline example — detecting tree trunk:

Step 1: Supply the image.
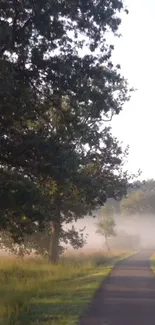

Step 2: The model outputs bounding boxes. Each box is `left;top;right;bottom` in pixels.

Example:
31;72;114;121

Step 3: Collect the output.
105;236;111;251
49;220;60;264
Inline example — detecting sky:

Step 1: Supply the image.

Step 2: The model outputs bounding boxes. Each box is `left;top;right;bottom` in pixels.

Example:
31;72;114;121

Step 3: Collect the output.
109;0;155;180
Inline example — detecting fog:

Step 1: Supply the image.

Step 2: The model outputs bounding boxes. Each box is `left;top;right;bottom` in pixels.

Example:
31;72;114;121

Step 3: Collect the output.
1;214;155;256
65;214;155;252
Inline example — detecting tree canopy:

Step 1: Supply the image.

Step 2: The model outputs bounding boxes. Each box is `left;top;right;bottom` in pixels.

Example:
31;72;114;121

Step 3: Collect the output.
120;189;155;217
0;0;132;262
96;205;116;250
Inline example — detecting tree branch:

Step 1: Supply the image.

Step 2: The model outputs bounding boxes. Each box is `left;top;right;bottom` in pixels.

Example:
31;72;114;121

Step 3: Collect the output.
12;0;20;50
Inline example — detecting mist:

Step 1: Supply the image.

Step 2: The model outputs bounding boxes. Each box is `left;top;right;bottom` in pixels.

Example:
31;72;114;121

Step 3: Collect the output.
1;213;155;257
64;214;155;252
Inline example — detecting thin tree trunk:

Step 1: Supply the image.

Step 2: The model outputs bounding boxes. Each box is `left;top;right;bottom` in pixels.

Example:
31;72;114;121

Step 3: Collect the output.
105;236;111;251
49;220;60;264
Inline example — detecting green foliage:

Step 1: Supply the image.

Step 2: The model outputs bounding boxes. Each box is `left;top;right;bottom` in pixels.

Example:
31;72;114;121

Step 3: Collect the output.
131;179;155;193
150;253;155;273
96;215;116;238
120;191;146;216
0;0;132;258
0;225;87;258
0;170;52;243
96;206;116;250
120;187;155;216
99;205;115;218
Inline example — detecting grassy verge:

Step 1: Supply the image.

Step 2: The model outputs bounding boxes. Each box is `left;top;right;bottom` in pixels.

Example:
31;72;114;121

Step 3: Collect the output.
0;250;134;325
150;253;155;273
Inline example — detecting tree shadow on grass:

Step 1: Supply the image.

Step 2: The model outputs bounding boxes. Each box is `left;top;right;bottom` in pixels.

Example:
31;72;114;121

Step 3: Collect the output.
19;273;107;325
20;294;95;325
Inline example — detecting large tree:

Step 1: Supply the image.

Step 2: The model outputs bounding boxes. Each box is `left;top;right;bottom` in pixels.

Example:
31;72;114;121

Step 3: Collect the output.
0;0;132;262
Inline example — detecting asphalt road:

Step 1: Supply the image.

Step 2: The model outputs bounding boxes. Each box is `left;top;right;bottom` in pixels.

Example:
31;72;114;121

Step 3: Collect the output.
78;250;155;325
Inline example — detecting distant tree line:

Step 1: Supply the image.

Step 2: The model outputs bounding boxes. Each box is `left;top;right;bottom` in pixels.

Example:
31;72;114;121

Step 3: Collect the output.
95;180;155;251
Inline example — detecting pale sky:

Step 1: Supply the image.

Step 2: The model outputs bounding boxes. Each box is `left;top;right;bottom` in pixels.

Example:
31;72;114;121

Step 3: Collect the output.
110;0;155;180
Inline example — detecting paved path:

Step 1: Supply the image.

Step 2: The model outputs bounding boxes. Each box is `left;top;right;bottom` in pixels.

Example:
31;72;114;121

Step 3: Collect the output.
78;250;155;325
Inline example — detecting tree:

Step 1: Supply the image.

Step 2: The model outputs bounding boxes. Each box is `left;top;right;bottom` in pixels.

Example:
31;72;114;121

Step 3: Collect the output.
120;189;155;217
96;206;116;250
100;198;121;215
0;0;132;262
0;224;86;258
0;170;52;242
128;179;155;194
120;191;146;216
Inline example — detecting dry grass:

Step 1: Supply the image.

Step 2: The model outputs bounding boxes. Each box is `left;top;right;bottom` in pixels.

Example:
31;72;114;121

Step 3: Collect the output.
0;250;134;325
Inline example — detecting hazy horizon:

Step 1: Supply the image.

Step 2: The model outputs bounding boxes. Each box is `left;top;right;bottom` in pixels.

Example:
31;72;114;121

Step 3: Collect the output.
62;214;155;252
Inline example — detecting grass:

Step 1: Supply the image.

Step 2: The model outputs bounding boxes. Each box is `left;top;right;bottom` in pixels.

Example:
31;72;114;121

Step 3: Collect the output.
150;253;155;273
0;250;134;325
